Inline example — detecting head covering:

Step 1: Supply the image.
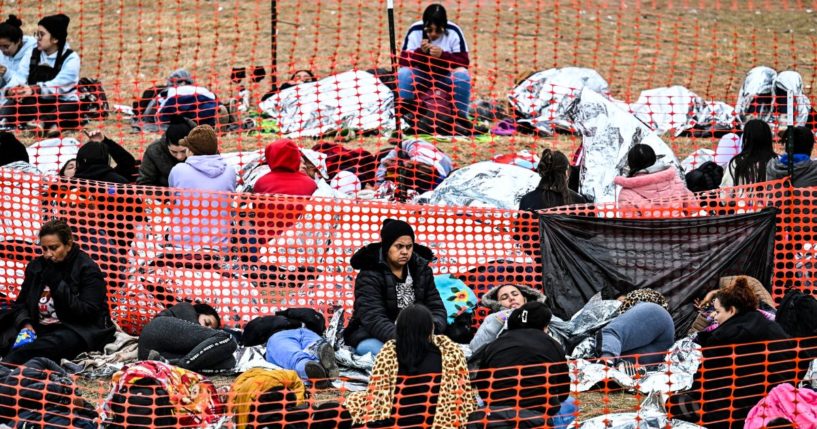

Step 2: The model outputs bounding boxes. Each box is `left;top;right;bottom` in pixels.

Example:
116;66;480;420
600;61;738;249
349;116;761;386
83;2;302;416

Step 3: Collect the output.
167;68;194;86
38;14;70;44
507;301;552;330
617;288;669;315
380;219;414;255
0;132;28;166
330;170;361;196
714;133;741;167
180;125;218;156
264;139;301;173
165;115;196;146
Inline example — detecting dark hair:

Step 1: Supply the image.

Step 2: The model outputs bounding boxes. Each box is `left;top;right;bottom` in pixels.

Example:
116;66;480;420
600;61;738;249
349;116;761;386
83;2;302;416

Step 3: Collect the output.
626;144;657;177
785;126;815;156
0;15;23;43
395;305;435;374
715;277;758;315
729;119;775;185
290;69;315;82
193;303;222;328
422;4;448;33
58;158;76;176
39;219;73;244
536;149;571;205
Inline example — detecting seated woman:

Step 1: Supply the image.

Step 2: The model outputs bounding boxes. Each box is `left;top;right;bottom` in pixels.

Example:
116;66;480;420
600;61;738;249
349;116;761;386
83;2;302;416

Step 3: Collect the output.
519;149;587;211
692;275;777;334
138;301;237;374
0;15;36;106
398;4;471;121
614;144;694;211
469;283;546;354
669;277;796;429
343;219;448;356
472;302;575;429
0;14;81;136
344;305;477;428
0;219;115;364
596;288;675;367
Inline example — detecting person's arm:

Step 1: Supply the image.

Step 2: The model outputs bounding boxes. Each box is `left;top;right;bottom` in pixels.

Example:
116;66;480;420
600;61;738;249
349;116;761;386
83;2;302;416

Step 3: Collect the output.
354;273;397;342
3;51;30;93
438;51;470;69
37;52;80;97
12;262;38;330
137;151;161;186
100;137;137;180
49;258;108;323
469;312;505;352
419;266;448;334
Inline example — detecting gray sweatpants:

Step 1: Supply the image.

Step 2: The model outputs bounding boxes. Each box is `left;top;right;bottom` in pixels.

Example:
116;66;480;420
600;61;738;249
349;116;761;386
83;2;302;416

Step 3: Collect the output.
138;316;237;373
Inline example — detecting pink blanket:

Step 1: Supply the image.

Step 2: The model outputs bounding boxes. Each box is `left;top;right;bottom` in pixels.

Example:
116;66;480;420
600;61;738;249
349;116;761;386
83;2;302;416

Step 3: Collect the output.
745;383;817;429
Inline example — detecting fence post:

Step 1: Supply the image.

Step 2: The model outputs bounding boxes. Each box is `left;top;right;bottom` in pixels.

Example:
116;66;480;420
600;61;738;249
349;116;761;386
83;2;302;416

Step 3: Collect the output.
271;0;278;92
387;0;402;144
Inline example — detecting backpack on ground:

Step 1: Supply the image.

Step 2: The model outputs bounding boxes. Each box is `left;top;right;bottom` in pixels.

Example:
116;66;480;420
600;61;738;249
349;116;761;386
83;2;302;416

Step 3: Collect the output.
77;77;110;120
776;289;817;337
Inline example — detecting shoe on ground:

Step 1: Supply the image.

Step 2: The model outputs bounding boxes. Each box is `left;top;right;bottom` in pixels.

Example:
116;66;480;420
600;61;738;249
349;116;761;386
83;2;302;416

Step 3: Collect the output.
304;361;331;389
316;341;339;379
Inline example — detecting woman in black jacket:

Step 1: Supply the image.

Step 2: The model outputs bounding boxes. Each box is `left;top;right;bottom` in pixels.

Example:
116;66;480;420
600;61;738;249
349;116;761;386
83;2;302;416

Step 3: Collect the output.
344;219;447;356
518;149;586;212
0;219;115;364
669;277;796;429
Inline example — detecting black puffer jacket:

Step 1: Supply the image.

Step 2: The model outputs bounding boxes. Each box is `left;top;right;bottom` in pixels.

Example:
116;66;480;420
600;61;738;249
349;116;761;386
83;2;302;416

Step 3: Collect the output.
344;243;447;347
12;246;115;351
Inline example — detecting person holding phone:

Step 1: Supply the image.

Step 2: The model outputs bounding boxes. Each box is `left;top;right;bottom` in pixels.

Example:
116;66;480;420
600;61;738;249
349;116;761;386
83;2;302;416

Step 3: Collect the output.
398;4;471;121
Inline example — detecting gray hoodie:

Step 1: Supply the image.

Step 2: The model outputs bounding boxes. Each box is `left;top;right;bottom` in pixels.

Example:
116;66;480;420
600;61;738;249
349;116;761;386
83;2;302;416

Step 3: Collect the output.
766;157;817;188
470;284;547;353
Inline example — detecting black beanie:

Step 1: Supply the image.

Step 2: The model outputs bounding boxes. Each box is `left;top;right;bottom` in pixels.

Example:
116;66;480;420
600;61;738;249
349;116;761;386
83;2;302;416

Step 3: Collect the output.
165;115;196;146
38;14;70;44
380;219;415;255
508;301;552;331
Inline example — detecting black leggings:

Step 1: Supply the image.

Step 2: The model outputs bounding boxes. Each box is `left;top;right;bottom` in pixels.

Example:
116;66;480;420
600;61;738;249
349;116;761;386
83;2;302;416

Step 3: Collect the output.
138;317;237;373
0;95;80;129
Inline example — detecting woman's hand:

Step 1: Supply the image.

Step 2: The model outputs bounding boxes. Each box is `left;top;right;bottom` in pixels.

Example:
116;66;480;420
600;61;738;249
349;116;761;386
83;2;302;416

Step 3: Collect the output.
429;45;442;58
22;324;34;332
83;129;105;143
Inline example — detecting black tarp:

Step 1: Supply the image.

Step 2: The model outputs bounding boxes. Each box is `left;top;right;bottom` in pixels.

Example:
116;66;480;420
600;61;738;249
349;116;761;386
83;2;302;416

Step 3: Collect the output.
540;208;778;337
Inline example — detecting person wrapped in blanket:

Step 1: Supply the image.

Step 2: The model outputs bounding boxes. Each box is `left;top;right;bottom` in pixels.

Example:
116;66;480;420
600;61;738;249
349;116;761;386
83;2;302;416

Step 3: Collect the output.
137;302;237;374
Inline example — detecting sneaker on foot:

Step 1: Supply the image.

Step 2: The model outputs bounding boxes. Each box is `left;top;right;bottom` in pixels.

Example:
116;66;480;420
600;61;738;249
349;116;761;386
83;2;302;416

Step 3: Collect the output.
304;361;330;389
316;342;339;379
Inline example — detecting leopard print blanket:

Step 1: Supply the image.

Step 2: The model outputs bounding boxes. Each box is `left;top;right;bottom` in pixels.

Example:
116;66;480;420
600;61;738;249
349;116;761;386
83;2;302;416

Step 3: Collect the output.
344;335;477;428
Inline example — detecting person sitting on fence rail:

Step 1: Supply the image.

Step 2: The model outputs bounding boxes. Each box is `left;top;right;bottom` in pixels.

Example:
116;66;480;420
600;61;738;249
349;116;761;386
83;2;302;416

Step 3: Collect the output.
344;304;478;427
0;219;115;365
344;219;448;357
668;277;796;429
0;14;81;136
469;283;546;354
596;288;675;369
398;3;472;123
720;119;776;188
766;126;817;187
0;15;36;107
470;301;575;429
614;144;695;211
137;114;196;187
138;301;237;374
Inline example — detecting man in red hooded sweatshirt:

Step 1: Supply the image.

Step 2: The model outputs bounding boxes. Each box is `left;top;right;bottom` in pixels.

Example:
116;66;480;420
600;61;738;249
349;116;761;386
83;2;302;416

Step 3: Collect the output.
254;139;317;196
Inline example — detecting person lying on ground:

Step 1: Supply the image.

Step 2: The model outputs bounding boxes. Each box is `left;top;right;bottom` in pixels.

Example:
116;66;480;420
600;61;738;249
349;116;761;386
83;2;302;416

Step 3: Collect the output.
469;283;546;354
138;301;237;374
137;114;196;187
596;288;675;368
344;219;448;356
0;14;80;137
668;277;796;429
471;302;575;429
344;304;477;428
766;126;817;187
0;219;115;365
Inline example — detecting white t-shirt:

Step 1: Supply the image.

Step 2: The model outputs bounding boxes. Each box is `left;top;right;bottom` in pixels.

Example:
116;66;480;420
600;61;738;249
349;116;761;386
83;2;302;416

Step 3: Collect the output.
401;20;469;54
38;286;59;325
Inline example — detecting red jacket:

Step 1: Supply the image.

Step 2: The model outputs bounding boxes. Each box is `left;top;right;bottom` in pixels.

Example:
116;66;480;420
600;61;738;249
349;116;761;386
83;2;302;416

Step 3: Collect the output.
254;139;317;196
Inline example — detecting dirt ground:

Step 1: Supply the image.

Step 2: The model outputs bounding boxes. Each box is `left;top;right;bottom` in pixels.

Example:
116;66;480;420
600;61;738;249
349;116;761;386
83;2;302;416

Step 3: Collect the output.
9;0;815;420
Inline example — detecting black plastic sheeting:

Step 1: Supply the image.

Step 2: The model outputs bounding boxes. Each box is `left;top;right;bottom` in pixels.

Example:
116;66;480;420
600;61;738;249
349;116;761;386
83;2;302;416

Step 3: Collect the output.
540;208;778;337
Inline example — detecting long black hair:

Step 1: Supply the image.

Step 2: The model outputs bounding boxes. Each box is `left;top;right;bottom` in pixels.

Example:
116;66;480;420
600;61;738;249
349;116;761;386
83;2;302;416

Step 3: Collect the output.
626;144;657;177
729;119;775;185
422;4;448;34
536;148;571;204
0;15;23;44
395;304;435;374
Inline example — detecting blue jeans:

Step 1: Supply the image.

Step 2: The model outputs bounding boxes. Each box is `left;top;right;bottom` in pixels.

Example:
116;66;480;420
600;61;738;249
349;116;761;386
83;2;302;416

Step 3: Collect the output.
600;302;675;365
397;66;471;118
355;338;384;356
265;327;321;380
551;397;577;429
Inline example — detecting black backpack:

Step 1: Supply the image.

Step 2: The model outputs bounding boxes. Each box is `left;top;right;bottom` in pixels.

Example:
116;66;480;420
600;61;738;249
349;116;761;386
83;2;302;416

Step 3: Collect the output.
776;289;817;337
77;77;110;120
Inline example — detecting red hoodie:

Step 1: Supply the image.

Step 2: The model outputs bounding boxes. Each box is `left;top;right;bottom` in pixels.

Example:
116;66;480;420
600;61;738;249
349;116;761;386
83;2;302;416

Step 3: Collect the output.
254;139;317;196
